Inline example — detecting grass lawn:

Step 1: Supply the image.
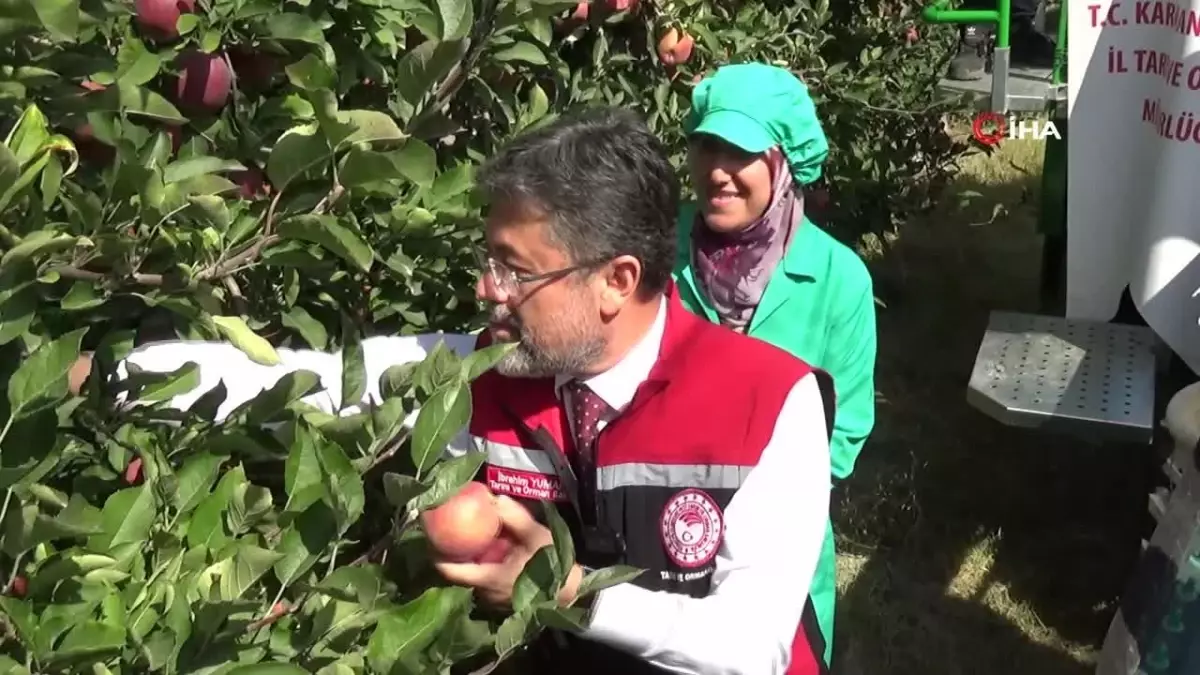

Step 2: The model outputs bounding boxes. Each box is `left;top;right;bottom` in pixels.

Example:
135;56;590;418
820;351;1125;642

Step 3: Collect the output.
830;134;1153;674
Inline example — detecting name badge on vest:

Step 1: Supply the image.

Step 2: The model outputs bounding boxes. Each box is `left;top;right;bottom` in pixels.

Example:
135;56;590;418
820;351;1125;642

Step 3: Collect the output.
476;436;568;502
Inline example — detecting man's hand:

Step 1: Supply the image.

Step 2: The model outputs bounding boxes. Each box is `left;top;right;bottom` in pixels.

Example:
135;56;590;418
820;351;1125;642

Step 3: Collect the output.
433;495;583;609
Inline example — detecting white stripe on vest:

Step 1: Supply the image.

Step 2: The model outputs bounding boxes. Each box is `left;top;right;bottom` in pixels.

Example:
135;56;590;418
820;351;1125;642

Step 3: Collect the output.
474;437;750;493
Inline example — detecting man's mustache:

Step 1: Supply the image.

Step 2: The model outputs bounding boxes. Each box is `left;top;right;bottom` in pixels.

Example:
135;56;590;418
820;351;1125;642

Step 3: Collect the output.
489;306;520;329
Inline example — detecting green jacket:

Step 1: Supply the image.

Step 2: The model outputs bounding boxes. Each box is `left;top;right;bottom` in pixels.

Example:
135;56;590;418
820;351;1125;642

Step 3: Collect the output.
674;205;878;664
674;205;877;479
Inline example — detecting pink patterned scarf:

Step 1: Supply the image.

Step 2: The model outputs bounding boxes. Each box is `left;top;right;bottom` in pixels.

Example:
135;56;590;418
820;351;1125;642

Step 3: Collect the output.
691;148;802;331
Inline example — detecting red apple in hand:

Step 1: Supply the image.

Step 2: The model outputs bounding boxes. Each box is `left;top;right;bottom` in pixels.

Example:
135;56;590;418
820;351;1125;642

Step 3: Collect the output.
420;482;503;562
473;535;514;563
135;0;196;42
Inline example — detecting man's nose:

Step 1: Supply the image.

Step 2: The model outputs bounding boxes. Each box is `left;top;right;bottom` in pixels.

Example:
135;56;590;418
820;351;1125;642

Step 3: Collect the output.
475;276;511;305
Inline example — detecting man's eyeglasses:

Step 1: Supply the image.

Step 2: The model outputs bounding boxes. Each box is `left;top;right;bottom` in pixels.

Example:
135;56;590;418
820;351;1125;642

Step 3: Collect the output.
474;250;608;296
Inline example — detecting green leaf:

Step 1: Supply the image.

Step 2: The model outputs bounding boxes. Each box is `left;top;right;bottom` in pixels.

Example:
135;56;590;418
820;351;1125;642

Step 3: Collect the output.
412;452;485;511
173;452;225;515
90;486;156;552
188;379;227;421
283;423;326;512
226;665;311;675
426;162;474;207
492;42;548;65
526;83;549;123
366;586;473;673
335;110;407;149
53;621;125;662
410;382;470;474
0;231;80;271
535;605;588;632
338;147;404;188
277;214;374;272
219;543;283;600
575;565;644;600
545;502;574;582
273;500;337;586
394;39;468;114
225;658;309;667
115;38;161;86
461;342;515;382
317;439;365;530
163;156;246;184
282;306;328;349
187;195;233;229
339;316;365;411
512;546;559;611
229;370;323;425
494;608;532;656
6;327;86;419
383;472;427;509
267;124;330;190
261;13;326;44
0;145;18;201
212;315;281;366
393;139;437;188
123;361;201;402
31;0;80;41
0;285;38;345
435;0;473;41
111;81;187;124
60;281;103;311
285;54;335;90
186;466;244;549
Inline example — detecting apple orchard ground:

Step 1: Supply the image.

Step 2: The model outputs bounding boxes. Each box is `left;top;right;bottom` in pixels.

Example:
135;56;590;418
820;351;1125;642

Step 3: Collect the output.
830;134;1150;675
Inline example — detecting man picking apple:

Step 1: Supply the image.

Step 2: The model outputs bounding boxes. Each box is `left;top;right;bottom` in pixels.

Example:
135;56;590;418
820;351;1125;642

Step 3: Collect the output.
79;107;834;675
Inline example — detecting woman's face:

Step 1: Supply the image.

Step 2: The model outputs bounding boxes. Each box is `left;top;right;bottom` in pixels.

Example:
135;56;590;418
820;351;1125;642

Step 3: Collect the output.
688;134;774;233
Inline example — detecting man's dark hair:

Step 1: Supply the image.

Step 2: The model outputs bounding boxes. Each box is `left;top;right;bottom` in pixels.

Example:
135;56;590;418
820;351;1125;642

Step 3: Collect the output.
476;106;680;296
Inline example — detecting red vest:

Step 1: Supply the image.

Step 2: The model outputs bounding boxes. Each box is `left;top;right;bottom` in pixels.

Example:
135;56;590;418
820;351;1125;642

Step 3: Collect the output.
468;285;833;675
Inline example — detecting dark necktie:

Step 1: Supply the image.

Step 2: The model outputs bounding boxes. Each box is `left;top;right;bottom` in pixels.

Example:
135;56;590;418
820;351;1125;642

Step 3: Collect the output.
564;380;612;513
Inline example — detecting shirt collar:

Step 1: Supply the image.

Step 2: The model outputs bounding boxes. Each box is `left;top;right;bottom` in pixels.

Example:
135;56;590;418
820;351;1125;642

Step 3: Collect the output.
555;297;668;411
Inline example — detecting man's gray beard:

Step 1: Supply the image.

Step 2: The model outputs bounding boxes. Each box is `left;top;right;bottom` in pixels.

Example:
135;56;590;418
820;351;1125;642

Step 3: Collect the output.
494;331;606;378
491;302;606;379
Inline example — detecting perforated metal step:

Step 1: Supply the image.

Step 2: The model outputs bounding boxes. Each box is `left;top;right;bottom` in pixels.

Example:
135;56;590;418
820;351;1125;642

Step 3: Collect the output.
967;312;1157;443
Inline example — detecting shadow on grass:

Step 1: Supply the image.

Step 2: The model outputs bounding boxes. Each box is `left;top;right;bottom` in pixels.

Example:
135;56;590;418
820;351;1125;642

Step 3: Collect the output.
829;142;1154;674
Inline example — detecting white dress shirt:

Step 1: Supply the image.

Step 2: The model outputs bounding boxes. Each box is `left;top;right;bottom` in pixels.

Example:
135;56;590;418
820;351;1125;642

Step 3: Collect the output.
114;308;831;675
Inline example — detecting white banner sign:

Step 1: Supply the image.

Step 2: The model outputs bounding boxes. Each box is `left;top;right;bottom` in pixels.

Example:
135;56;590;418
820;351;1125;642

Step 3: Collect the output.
1068;0;1200;373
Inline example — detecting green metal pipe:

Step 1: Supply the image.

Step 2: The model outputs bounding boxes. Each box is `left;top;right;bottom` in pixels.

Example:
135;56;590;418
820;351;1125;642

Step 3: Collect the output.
920;0;1012;48
1051;1;1067;85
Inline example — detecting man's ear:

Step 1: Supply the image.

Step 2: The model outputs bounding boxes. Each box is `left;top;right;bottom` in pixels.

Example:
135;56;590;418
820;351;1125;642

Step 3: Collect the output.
599;254;642;314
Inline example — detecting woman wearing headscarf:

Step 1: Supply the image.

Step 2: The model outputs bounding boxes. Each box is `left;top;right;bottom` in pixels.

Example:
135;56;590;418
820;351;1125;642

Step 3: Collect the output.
673;62;877;666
